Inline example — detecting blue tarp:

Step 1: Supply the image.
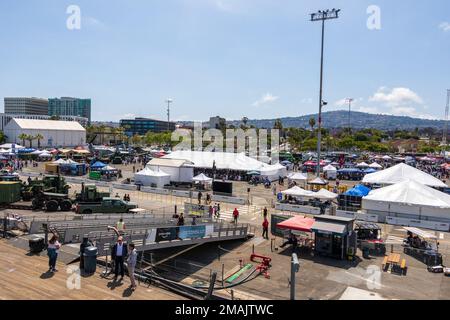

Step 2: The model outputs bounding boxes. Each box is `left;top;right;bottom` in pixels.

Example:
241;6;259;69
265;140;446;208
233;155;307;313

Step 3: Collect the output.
364;168;377;174
344;184;371;197
91;161;106;169
18;148;36;153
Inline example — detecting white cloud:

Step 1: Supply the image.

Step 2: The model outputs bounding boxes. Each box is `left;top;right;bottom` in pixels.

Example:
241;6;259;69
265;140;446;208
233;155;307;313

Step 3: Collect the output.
84;16;106;29
252;93;279;107
369;87;423;106
439;22;450;32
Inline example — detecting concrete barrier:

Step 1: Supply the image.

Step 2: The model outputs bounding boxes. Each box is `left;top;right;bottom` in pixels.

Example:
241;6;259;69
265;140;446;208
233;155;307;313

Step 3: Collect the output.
386;216;450;232
141;186;170;195
275;203;321;215
211;195;246;205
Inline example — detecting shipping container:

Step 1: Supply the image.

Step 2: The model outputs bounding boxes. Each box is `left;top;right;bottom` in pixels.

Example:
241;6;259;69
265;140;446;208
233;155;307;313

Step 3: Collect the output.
0;181;22;204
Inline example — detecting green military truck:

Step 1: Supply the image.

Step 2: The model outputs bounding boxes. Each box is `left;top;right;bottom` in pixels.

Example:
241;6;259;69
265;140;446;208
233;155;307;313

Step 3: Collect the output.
75;198;138;215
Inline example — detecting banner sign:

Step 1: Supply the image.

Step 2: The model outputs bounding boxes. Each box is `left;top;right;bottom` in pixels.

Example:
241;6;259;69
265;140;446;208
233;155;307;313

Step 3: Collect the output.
178;225;206;240
155;227;178;242
184;203;211;217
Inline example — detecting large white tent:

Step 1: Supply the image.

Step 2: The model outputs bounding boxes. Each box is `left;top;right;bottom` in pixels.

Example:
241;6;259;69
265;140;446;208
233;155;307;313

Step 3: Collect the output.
4;119;86;148
315;189;339;200
362;180;450;223
164;150;286;177
362;163;447;188
259;163;287;181
135;167;171;188
281;186;314;197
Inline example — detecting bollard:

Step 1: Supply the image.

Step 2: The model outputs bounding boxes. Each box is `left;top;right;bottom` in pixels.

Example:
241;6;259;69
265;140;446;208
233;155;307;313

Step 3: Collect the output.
221;263;225;287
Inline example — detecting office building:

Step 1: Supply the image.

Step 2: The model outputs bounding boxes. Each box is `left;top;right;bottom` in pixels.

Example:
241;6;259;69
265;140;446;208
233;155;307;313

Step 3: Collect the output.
48;97;91;123
4;97;49;115
120;117;176;136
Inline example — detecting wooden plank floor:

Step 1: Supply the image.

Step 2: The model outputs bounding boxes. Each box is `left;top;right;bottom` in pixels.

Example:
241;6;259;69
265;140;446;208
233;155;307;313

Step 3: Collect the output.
0;239;185;300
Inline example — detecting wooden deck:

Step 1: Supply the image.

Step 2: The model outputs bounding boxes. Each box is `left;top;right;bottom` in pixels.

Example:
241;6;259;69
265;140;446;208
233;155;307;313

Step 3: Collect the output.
0;239;185;300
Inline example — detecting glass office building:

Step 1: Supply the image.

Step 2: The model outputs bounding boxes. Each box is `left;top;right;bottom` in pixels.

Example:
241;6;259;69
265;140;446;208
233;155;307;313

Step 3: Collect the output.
48;97;91;123
120;117;176;135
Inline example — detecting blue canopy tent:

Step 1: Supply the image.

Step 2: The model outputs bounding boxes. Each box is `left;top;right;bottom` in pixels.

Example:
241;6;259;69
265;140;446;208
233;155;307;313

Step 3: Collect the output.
90;161;107;170
344;185;371;197
363;168;377;174
337;168;363;174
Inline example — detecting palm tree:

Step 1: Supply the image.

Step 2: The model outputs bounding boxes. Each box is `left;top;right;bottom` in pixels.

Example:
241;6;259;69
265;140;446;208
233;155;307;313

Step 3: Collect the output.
26;134;35;148
18;133;28;147
309;117;316;132
34;134;44;149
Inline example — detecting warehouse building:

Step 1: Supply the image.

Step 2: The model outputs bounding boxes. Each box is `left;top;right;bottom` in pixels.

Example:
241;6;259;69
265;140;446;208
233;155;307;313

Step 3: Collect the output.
4;118;86;148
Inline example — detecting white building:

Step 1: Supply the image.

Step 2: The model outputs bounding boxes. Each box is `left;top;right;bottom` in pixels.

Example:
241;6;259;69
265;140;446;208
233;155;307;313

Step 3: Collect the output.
4;118;86;148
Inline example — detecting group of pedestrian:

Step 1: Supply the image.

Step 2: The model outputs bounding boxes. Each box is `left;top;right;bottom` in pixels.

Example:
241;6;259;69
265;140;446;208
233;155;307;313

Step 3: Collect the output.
111;236;138;290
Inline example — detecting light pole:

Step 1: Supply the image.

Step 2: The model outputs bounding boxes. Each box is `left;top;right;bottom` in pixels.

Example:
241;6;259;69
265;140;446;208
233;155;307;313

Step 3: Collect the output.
310;9;340;177
347;98;354;134
166;98;173;132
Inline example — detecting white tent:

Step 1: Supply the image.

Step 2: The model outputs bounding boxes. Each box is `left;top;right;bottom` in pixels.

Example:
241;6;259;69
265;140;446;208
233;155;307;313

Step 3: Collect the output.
323;164;337;172
308;177;328;185
287;172;308;181
135;167;171;188
164;150;286;177
30;150;44;155
315;189;338;200
323;164;337;179
356;162;369;168
382;155;392;160
192;173;213;183
0;143;25;149
101;165;118;171
362;180;450;221
259;163;288;181
369;162;383;169
38;152;52;158
52;159;68;164
362;163;447;188
281;186;314;197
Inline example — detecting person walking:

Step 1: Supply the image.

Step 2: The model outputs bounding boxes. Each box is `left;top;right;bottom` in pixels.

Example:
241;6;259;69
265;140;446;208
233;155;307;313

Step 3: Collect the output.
177;213;185;226
263;207;268;219
198;191;203;205
47;235;61;273
127;243;137;290
111;236;128;282
233;208;239;224
262;217;269;240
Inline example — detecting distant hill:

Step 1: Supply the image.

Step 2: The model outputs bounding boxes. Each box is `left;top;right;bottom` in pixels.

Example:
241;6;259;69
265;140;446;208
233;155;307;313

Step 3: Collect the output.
226;111;446;130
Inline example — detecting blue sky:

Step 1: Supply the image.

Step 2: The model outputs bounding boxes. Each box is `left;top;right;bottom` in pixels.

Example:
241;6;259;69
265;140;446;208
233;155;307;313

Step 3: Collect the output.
0;0;449;122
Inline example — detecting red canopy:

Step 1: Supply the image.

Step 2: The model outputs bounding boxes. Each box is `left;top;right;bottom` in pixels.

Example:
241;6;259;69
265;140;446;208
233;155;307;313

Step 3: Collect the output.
277;216;315;232
303;160;326;166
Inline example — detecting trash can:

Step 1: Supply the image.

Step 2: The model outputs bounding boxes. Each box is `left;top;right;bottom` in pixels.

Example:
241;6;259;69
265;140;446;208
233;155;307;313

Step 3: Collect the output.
83;246;98;274
29;236;45;254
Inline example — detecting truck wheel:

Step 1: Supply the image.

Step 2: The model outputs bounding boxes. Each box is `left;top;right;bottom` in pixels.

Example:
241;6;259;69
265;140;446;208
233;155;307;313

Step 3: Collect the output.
46;200;59;212
60;200;72;212
32;199;42;210
82;209;93;215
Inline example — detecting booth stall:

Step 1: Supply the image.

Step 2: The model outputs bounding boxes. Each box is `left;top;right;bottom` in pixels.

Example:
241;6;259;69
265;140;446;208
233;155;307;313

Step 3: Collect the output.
134;167;171;188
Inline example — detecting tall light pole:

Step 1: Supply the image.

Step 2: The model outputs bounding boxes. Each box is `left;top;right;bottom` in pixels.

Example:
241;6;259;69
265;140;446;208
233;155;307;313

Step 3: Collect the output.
310;9;340;177
347;98;354;134
166;98;173;132
443;90;449;147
